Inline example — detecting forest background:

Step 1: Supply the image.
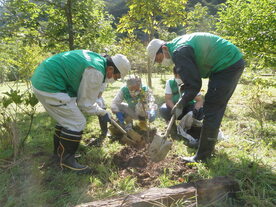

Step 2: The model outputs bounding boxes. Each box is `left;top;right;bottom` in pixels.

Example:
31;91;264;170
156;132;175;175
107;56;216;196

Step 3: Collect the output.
0;0;275;206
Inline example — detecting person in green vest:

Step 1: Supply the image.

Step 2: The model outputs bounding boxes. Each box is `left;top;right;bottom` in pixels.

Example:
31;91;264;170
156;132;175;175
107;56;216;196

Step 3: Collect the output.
31;50;131;174
159;66;204;122
147;32;245;162
111;75;157;131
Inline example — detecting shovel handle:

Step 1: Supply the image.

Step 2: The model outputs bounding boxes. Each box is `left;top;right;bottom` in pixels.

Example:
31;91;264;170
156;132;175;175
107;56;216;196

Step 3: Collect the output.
164;114;176;138
110;118;127;135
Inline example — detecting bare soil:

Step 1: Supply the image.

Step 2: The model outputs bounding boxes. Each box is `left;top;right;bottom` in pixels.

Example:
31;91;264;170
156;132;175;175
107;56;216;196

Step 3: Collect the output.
112;146;197;187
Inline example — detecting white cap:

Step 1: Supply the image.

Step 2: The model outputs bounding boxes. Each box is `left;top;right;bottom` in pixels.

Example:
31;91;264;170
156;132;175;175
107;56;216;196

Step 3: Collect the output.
111;54;131;79
146;39;165;64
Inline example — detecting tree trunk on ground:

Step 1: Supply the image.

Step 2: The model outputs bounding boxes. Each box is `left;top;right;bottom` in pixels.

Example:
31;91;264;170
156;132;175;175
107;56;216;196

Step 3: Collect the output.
75;176;240;207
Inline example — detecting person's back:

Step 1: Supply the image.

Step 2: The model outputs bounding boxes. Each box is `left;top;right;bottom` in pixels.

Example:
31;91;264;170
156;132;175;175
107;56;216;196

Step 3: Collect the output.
166;32;243;77
31;50;106;97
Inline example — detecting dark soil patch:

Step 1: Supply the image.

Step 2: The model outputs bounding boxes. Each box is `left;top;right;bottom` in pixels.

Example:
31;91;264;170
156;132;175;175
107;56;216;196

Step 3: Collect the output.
112;146;197;187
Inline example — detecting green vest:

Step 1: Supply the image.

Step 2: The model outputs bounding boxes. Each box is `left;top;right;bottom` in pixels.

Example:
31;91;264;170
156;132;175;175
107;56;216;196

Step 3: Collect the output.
121;86;148;109
31;50;106;97
169;79;195;105
169;79;180;104
166;32;243;78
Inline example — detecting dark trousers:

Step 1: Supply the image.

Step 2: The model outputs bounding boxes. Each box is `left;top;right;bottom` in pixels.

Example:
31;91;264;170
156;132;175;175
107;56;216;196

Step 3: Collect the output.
203;59;245;129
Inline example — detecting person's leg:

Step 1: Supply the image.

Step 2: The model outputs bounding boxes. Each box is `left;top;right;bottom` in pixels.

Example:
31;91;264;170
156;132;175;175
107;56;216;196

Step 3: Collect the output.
32;89;91;173
97;97;108;138
88;115;108;147
182;59;245;162
118;103;138;120
159;103;172;122
204;59;245;129
52;124;63;161
59;128;90;173
98;115;108;137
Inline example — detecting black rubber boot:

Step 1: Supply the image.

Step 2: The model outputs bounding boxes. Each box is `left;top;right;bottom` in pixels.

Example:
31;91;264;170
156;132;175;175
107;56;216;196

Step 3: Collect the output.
59;128;91;174
88;116;108;147
52;125;63;162
181;126;219;163
98;115;108;138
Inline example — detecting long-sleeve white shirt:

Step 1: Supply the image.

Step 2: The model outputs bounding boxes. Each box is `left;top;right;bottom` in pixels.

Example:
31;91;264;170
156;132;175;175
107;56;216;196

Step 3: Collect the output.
111;89;125;112
77;67;106;116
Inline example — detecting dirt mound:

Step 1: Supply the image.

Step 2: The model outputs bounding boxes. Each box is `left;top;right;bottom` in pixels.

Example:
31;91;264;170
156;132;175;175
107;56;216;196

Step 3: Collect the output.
112;146;197;187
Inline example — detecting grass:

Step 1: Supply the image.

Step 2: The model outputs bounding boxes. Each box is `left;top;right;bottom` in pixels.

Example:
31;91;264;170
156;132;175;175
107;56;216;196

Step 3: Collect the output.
0;74;275;207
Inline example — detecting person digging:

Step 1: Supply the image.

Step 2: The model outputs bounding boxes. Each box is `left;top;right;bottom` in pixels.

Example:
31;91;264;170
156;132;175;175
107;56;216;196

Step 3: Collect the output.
147;32;245;162
31;50;131;174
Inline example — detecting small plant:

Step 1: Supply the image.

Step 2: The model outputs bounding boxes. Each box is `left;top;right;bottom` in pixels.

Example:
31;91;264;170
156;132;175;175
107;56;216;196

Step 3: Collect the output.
241;72;274;138
0;86;38;159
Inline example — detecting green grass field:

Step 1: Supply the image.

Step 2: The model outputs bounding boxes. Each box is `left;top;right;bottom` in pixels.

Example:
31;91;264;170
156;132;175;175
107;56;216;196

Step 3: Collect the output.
0;74;275;207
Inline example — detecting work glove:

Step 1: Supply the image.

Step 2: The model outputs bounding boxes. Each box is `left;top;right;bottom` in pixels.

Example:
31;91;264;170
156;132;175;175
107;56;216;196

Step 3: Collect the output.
147;109;156;122
171;100;184;120
101;111;111;123
193;107;204;120
115;112;124;124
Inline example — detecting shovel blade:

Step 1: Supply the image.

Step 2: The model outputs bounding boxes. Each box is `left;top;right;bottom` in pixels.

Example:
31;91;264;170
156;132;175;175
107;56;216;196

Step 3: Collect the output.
149;134;173;162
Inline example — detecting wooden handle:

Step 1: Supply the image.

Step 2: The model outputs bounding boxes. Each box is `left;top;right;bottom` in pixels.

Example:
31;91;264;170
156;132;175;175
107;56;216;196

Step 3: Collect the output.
164;114;176;138
110;118;127;135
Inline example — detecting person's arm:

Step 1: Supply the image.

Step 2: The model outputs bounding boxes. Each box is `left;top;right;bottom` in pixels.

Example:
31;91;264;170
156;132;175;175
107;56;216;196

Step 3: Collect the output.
165;94;174;108
98;83;107;98
194;93;204;110
110;89;124;113
77;68;106;116
164;80;174;108
173;46;202;107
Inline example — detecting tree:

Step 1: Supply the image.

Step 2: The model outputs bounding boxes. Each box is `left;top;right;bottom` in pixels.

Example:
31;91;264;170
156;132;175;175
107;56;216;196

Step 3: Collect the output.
187;0;227;15
216;0;276;69
117;0;188;88
0;0;115;52
186;3;215;33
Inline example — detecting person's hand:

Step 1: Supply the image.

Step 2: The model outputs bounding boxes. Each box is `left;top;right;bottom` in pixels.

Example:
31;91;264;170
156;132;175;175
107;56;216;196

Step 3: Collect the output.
102;111;111;123
193;107;204;120
148;109;156;122
115;112;124;124
171;100;183;119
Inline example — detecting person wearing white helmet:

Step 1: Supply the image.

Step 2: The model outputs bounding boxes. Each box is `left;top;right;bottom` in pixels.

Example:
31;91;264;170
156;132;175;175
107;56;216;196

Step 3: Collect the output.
147;32;245;163
31;50;131;174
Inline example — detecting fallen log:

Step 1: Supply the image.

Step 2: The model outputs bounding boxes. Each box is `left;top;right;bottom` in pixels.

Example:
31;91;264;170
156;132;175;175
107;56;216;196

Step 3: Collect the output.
76;176;239;207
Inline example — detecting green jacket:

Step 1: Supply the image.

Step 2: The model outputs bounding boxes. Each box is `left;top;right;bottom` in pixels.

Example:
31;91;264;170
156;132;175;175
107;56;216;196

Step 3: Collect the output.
166;32;243;78
121;86;148;109
31;50;106;97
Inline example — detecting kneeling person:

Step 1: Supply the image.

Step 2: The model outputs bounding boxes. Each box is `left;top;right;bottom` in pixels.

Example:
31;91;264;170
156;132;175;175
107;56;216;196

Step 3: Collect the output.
111;76;157;131
159;67;204;123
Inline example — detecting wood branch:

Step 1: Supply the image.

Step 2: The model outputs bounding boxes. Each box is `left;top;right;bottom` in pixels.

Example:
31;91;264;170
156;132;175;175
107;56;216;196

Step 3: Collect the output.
75;176;239;207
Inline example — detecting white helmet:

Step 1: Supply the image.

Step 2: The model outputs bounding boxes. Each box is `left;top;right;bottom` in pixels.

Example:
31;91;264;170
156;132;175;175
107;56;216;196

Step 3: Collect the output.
111;54;131;79
146;39;165;64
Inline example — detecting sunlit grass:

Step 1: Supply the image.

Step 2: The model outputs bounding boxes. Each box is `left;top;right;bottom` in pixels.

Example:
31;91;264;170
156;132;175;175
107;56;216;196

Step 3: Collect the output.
0;74;275;207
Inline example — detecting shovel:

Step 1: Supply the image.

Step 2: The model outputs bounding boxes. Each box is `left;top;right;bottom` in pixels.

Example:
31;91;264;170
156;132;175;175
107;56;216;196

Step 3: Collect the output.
148;114;175;162
110;118;145;148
